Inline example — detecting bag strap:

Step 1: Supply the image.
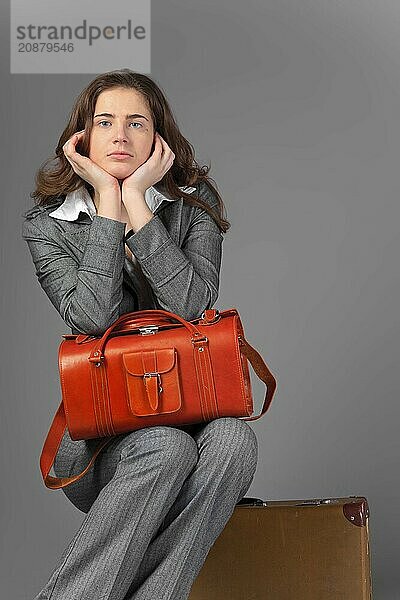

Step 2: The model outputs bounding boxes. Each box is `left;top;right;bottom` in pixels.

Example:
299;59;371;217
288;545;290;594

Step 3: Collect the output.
238;335;277;421
39;403;114;490
40;335;277;489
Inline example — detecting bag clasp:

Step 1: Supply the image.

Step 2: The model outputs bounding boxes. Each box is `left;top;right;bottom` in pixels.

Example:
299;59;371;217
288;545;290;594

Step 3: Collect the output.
143;371;163;393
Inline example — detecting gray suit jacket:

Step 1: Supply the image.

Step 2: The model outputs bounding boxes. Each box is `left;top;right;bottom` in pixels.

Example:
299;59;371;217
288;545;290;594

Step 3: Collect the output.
21;180;223;335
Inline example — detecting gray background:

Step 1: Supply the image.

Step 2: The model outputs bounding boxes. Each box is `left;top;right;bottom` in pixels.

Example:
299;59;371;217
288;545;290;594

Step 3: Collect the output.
1;1;399;598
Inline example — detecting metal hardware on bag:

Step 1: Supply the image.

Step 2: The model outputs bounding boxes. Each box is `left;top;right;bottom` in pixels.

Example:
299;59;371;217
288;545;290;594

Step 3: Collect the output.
192;336;208;352
143;372;163;392
139;325;159;335
191;336;208;346
201;309;220;322
88;352;105;367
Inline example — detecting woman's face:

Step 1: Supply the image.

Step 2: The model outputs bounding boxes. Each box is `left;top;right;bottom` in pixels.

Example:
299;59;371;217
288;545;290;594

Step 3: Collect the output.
88;87;155;182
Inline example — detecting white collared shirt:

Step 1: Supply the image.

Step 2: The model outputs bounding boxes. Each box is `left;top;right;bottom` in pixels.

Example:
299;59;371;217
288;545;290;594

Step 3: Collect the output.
48;184;196;222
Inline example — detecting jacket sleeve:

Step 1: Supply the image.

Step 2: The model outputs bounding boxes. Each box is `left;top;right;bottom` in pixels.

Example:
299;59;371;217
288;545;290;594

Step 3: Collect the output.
126;181;224;321
21;214;126;336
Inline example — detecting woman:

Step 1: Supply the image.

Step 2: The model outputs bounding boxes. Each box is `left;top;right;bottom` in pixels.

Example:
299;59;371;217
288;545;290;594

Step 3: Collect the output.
22;69;258;600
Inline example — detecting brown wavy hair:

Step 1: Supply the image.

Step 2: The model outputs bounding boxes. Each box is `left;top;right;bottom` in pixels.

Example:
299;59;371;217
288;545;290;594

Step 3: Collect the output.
30;69;230;233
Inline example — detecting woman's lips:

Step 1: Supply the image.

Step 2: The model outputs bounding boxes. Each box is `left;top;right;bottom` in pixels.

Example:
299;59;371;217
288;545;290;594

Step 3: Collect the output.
109;153;132;160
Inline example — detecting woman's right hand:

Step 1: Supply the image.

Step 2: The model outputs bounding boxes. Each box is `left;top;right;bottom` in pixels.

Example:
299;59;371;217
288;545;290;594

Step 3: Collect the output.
63;130;120;194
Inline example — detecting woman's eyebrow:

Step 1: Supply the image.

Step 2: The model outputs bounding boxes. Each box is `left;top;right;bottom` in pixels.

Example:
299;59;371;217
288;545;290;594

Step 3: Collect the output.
94;112;149;121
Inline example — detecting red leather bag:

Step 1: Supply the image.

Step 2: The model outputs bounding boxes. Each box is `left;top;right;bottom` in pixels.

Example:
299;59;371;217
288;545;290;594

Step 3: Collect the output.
41;308;277;489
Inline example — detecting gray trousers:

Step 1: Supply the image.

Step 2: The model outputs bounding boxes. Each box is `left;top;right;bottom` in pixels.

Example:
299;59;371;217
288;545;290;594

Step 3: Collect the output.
33;417;258;600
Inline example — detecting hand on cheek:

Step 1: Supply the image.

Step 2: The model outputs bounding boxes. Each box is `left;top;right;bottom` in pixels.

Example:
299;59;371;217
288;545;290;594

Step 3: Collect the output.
121;133;174;195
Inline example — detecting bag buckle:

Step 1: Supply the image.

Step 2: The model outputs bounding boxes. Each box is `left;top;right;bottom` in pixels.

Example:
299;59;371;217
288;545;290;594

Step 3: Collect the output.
143;371;163;393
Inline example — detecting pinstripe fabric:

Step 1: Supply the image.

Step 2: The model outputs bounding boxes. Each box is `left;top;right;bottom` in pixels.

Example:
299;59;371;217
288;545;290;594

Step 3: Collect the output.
33;417;258;600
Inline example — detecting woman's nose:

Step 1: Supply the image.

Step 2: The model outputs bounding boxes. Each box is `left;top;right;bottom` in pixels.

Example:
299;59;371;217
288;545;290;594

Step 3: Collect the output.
113;122;129;142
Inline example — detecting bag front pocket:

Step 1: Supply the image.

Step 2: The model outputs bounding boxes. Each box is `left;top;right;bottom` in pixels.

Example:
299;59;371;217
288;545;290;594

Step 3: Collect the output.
122;347;182;417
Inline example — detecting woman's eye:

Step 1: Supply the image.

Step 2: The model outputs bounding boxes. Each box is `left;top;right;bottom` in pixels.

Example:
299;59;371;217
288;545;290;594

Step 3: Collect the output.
97;121;142;128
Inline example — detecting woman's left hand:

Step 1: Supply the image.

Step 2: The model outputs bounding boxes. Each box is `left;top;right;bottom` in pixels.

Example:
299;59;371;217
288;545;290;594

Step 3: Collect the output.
121;132;175;196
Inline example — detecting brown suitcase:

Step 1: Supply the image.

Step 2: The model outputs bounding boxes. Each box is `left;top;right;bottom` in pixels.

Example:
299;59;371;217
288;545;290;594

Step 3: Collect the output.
189;495;372;600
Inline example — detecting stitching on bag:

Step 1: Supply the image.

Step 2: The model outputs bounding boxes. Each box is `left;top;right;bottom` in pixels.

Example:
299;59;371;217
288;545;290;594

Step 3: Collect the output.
96;364;105;436
100;363;114;436
103;364;116;435
198;345;211;420
95;364;105;437
204;346;219;419
207;349;218;418
100;364;110;435
233;316;248;415
197;345;211;420
193;345;207;421
59;349;70;427
90;363;103;437
98;365;108;435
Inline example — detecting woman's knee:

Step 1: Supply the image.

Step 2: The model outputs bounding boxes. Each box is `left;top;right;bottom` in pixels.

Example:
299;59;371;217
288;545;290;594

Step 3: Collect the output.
203;417;258;474
116;426;199;476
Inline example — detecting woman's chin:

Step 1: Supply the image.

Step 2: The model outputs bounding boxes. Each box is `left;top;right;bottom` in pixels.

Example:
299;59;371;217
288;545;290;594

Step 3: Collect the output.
103;165;135;180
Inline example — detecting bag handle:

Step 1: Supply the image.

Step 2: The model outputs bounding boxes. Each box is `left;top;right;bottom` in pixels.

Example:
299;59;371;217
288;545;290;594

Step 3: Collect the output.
113;315;174;332
89;310;206;365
